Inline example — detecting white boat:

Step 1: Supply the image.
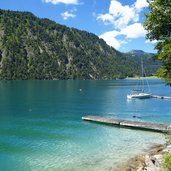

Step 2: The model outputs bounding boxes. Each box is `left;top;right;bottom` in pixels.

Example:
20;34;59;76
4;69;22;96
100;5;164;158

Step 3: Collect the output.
127;90;151;99
127;58;152;99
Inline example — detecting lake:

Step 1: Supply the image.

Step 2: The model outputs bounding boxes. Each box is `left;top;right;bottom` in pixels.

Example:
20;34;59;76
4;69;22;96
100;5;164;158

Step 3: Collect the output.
0;80;170;171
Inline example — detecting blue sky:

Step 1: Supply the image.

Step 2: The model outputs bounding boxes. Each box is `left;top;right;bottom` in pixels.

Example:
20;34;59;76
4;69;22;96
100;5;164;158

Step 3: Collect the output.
0;0;157;52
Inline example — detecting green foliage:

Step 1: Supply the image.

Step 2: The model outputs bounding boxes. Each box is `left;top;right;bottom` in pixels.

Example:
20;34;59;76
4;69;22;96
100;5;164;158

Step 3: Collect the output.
0;9;161;80
163;133;171;171
164;153;171;171
165;132;171;147
125;50;161;77
144;0;171;85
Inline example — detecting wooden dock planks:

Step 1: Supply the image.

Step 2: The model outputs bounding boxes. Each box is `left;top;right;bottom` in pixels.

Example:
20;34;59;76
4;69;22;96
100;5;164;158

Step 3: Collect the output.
82;115;171;133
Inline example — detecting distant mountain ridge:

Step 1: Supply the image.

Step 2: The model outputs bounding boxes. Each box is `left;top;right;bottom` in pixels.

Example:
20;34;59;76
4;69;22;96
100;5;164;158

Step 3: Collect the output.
0;9;160;80
128;50;155;56
124;50;161;77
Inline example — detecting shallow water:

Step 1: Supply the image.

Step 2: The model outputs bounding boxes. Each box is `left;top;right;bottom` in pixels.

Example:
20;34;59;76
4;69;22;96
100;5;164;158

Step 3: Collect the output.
0;80;170;171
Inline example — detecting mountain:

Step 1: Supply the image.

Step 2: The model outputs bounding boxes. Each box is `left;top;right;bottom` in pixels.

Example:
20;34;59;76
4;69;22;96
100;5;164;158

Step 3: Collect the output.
128;50;155;56
124;50;161;77
0;9;160;80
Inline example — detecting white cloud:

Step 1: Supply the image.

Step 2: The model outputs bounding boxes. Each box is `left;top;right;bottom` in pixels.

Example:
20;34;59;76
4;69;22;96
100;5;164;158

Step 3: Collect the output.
97;0;140;29
99;30;126;49
97;0;148;30
109;0;138;29
97;0;149;49
134;0;148;11
99;23;146;49
121;23;146;38
43;0;79;5
61;10;76;20
145;40;158;44
97;14;113;24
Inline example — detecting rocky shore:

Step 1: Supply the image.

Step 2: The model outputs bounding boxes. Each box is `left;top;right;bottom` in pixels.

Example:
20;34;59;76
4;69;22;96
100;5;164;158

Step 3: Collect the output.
117;144;171;171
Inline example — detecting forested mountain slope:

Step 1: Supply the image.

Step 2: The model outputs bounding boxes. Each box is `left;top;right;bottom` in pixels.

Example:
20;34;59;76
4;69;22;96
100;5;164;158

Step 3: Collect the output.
0;9;160;80
124;50;161;77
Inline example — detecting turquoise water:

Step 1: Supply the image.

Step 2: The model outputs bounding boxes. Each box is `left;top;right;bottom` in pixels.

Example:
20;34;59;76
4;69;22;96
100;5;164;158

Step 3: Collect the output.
0;80;170;171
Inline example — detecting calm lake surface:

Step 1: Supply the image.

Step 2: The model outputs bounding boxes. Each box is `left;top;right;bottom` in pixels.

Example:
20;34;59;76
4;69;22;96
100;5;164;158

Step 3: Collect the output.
0;80;171;171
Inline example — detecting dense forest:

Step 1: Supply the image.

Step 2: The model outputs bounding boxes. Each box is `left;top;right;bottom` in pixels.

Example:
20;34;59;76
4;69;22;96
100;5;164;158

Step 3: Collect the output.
0;9;160;80
125;50;161;77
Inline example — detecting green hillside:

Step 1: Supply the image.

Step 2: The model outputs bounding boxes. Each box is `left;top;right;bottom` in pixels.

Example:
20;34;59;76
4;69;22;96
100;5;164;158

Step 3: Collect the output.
0;9;160;80
124;50;161;77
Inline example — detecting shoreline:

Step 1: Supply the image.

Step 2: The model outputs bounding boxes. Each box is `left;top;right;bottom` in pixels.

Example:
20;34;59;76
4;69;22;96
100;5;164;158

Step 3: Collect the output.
125;76;161;80
117;143;171;171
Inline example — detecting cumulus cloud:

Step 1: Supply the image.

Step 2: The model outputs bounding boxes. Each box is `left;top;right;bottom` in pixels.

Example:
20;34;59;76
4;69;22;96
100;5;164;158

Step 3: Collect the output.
99;23;146;49
99;30;126;49
97;14;114;25
97;0;141;29
135;0;148;11
121;23;146;38
61;9;76;20
145;40;158;44
109;0;138;29
97;0;149;49
97;0;148;29
43;0;79;5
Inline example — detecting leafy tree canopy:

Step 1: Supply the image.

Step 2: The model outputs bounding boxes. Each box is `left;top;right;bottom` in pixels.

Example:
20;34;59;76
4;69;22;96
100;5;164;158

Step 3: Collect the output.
144;0;171;85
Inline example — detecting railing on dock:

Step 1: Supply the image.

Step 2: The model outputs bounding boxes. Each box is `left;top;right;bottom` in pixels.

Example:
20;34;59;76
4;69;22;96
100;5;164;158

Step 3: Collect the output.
82;115;171;133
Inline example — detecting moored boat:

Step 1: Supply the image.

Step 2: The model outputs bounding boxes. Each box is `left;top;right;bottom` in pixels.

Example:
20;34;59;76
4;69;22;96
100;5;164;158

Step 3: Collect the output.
127;90;151;99
127;57;152;99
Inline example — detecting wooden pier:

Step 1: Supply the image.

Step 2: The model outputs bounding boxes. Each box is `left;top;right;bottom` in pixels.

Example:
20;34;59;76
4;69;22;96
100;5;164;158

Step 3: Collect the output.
82;115;171;133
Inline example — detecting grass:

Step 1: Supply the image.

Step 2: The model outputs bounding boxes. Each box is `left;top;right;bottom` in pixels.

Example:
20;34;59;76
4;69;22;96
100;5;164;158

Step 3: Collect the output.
163;133;171;171
164;153;171;171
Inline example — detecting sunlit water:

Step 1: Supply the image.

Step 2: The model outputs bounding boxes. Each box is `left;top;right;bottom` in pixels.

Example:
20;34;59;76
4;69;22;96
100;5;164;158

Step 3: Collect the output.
0;80;170;171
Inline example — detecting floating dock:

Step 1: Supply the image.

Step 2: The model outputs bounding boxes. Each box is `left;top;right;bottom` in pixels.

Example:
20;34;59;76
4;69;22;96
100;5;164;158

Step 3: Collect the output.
151;95;171;99
82;115;171;133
